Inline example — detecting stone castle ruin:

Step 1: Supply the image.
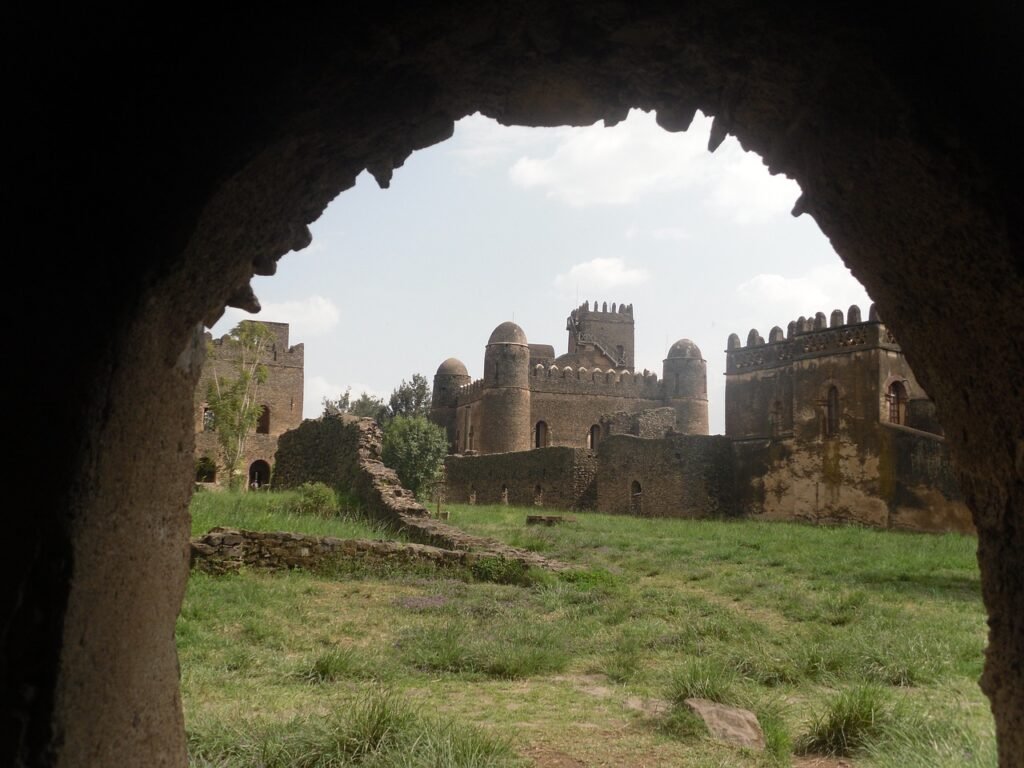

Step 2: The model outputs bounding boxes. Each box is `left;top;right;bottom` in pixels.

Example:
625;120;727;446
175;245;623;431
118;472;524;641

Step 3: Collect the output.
194;322;304;488
433;302;971;532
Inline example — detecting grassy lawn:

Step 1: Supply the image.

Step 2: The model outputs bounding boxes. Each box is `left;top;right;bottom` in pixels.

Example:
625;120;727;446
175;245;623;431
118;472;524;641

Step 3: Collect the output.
179;497;994;767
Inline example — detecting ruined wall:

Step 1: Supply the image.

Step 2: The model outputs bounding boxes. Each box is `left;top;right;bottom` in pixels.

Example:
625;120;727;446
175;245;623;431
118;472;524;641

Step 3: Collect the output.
444;447;597;510
733;426;971;533
596;434;736;518
601;407;678;439
193;322;304;486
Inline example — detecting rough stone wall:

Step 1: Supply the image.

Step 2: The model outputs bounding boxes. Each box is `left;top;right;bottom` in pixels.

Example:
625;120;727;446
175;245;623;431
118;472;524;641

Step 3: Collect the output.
733;425;971;532
601;407;677;438
190;527;568;574
193;322;304;486
444;447;597;510
531;391;665;449
595;434;736;517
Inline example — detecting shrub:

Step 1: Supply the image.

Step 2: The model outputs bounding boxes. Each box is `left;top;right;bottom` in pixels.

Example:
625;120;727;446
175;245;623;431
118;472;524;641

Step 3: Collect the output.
285;482;339;518
795;684;894;756
667;657;738;705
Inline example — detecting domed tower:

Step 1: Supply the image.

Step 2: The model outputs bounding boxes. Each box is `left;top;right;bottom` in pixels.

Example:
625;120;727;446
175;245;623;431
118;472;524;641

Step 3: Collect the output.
479;321;532;454
430;357;471;453
662;339;709;434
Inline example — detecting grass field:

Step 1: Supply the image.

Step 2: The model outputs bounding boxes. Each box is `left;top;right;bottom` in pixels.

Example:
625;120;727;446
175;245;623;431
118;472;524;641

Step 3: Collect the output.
180;497;994;767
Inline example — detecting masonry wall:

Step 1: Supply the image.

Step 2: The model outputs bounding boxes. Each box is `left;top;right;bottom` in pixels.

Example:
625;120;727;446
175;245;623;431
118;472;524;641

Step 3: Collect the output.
595;434;736;518
193;321;304;486
444;447;597;510
732;426;972;532
531;391;665;449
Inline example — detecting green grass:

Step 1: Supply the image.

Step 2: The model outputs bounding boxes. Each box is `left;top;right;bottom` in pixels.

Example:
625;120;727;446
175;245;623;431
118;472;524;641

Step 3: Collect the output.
178;497;993;767
190;486;400;540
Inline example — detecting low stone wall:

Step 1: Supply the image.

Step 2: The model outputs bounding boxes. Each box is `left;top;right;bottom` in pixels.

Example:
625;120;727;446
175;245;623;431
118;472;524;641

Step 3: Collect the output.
595;434;737;517
444;447;597;509
273;415;568;568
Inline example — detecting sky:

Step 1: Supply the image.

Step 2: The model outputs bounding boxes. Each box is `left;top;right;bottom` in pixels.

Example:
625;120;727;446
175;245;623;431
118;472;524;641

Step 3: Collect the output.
210;109;872;435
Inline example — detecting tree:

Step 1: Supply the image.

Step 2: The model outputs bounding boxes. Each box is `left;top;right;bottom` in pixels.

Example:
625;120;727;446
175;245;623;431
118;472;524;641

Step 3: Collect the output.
381;415;448;498
385;373;431;421
205;320;275;489
322;387;387;420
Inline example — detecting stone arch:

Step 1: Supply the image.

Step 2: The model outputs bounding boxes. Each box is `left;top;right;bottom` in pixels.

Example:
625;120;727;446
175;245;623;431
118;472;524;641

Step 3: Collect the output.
588;424;601;450
534;420;548;449
248;460;271;489
10;9;1024;765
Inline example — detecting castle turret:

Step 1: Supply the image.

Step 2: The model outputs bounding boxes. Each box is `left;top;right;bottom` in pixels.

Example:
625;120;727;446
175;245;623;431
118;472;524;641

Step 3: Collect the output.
479;321;532;453
431;357;471;452
562;300;635;371
662;338;709;434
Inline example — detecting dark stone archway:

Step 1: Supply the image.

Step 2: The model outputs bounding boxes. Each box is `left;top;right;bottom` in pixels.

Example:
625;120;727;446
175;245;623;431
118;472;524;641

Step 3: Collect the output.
6;5;1022;766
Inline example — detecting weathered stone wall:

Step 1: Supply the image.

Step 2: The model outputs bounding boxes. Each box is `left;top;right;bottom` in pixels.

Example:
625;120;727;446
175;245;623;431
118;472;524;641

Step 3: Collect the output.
602;407;678;439
595;434;736;518
444;447;597;510
531;391;665;449
190;527;568;574
733;425;971;533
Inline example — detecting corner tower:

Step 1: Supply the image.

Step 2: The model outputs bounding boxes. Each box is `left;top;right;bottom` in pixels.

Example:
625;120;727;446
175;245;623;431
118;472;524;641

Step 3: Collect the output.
479;321;532;454
430;358;471;452
662;338;709;434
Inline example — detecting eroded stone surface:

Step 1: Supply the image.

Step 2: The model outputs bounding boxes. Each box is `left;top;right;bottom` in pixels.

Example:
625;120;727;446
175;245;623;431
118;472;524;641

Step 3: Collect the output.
684;698;766;751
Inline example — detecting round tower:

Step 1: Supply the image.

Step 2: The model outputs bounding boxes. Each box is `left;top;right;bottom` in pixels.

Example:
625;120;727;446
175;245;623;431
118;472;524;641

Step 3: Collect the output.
479;321;532;453
430;357;471;452
662;338;709;434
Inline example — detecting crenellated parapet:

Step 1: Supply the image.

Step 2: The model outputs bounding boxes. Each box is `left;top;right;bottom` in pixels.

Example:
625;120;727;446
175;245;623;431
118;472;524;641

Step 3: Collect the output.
529;363;661;397
206;321;305;368
726;304;898;374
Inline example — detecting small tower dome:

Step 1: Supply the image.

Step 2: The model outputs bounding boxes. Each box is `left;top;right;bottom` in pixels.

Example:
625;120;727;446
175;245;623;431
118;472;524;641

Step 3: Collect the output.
487;321;528;346
436;357;469;377
666;338;703;360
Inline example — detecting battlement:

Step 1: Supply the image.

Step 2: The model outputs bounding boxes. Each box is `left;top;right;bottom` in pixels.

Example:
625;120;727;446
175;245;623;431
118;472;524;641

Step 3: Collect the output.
205;321;305;368
530;363;661;397
571;300;634;318
725;304;897;374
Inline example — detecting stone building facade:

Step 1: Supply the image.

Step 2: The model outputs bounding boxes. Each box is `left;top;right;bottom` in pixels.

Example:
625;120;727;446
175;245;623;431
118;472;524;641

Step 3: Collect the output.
430;301;709;456
437;303;971;533
193;321;304;488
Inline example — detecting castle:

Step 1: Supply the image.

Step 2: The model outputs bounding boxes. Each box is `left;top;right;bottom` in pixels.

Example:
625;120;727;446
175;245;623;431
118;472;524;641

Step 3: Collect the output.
435;302;972;532
193;322;304;488
430;301;709;456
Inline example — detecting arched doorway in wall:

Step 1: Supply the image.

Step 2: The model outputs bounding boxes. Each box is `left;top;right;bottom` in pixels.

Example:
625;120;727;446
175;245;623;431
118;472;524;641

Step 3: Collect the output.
19;11;1024;767
195;457;217;483
248;460;271;489
256;406;271;435
587;425;601;450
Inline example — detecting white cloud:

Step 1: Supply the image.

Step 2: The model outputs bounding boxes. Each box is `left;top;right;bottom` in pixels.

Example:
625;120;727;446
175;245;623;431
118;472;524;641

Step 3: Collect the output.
500;108;800;224
706;139;800;224
554;257;650;293
256;295;340;338
736;264;872;317
447;113;563;172
211;295;340;341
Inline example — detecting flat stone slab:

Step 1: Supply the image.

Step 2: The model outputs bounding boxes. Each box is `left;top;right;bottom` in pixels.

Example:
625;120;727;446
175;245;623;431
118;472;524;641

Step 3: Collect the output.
684;698;765;751
526;515;578;526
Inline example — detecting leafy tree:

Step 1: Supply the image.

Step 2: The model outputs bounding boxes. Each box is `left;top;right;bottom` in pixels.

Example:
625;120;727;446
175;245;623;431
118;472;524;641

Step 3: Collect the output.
205;320;275;489
322;387;387;420
381;415;448;498
385;373;431;421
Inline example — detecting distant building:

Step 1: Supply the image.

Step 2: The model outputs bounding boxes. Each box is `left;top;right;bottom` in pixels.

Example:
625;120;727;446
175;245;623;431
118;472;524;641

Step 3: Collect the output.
436;303;971;533
193;321;304;488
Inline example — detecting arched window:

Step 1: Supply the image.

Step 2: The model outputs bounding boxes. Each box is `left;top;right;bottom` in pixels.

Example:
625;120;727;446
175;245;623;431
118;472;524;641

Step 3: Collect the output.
588;424;601;449
202;407;215;432
630;480;643;516
534;420;548;448
256;405;270;434
195;456;216;483
826;386;840;437
248;460;271;489
888;381;908;424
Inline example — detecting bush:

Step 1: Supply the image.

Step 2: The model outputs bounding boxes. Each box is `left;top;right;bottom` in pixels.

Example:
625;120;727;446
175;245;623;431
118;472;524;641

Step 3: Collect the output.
381;415;448;498
795;684;894;756
284;482;339;518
